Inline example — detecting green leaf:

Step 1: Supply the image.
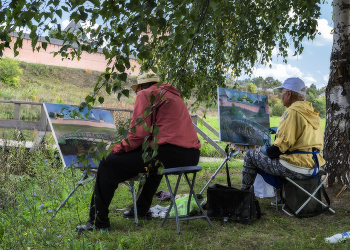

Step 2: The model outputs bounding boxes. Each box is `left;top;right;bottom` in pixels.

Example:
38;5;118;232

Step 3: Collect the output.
118;73;127;82
142;151;149;162
150;95;155;104
151;66;158;74
142;140;148;151
153;126;159;135
106;85;111;95
142;122;148;131
92;158;99;166
158;166;164;174
56;9;62;18
121;89;129;98
130;126;136;133
151;143;158;152
98;96;104;104
122;129;129;139
153;136;159;144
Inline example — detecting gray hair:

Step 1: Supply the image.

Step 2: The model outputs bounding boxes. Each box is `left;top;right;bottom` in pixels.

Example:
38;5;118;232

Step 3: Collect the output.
291;87;306;101
282;88;305;101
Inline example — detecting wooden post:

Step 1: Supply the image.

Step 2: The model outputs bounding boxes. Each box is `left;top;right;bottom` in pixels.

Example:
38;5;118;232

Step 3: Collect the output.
14;103;20;120
191;114;198;126
40;104;47;131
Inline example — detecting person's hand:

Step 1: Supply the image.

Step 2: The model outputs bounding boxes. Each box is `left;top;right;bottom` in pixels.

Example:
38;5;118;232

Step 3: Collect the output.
269;127;278;134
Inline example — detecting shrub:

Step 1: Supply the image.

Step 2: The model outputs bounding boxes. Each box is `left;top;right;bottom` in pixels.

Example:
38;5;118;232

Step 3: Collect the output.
0;89;15;100
0;58;23;87
270;102;286;117
310;96;326;118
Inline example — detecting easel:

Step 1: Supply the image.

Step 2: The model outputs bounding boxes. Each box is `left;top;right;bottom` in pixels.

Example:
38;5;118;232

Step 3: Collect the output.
45;166;96;229
198;143;241;196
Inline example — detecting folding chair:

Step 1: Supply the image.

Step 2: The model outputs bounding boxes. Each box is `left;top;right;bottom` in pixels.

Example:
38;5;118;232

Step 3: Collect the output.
159;166;214;235
281;170;335;217
119;173;146;226
48;166;146;227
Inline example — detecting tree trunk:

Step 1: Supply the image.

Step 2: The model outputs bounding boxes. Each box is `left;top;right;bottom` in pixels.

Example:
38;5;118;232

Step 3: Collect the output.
324;0;350;185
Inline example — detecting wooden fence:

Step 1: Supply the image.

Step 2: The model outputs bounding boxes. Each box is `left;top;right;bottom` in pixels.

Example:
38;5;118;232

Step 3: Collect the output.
0;100;226;155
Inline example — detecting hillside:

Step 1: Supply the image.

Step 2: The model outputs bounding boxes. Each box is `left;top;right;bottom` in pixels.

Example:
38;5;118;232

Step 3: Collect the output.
1;61;137;105
0;61;139;121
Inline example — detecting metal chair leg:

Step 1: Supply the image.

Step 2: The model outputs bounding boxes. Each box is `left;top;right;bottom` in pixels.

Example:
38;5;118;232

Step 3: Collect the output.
184;173;214;228
161;174;182;234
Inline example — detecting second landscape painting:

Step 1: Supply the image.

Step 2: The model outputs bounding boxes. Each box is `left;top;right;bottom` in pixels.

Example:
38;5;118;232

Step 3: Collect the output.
218;87;270;146
44;103;117;168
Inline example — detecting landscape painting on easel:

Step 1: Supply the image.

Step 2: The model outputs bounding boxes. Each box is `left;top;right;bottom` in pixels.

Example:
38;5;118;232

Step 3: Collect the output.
44;103;116;168
218;87;270;145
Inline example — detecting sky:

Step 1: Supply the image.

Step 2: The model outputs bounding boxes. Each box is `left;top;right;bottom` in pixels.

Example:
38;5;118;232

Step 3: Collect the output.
238;2;334;89
56;1;333;90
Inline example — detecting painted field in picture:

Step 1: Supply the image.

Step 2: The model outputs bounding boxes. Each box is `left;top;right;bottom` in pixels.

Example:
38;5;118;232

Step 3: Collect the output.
218;87;270;145
44;103;116;168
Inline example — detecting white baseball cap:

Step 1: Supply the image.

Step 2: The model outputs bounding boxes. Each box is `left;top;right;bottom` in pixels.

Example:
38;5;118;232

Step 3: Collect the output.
274;77;306;95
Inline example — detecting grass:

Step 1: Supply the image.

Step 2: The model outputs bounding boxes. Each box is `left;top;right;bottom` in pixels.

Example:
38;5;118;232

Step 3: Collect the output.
1;142;349;249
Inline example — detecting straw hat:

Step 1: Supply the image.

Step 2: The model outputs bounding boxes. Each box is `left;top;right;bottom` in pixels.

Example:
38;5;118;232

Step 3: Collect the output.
131;73;160;91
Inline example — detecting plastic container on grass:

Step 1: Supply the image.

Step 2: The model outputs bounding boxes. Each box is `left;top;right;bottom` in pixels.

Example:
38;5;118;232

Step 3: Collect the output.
325;232;350;243
169;195;200;216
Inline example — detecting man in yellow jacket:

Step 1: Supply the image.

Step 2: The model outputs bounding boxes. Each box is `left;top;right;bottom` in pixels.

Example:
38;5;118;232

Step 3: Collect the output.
241;77;325;190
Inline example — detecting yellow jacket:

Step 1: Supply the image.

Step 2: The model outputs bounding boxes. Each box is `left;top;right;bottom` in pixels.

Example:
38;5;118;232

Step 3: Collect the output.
274;101;325;168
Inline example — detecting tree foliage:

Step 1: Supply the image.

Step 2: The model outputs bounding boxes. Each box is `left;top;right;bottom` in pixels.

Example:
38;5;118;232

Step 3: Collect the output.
48;28;68;39
0;58;22;87
246;82;257;94
0;0;323;109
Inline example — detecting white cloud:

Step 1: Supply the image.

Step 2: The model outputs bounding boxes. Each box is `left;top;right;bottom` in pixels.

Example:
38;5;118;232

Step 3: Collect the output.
15;26;30;34
271;47;302;61
323;74;329;84
248;63;319;87
62;19;70;30
304;77;316;87
81;21;99;30
252;63;303;82
307;18;333;46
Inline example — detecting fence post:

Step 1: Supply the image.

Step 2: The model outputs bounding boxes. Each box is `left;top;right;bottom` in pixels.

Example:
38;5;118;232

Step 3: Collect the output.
14;103;20;120
191;114;198;126
40;104;47;131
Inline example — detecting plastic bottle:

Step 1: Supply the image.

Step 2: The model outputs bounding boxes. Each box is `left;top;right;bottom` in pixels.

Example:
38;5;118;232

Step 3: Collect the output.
325;232;350;243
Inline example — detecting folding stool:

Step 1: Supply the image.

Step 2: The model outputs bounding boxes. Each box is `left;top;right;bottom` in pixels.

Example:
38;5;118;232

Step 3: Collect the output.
159;166;214;235
281;170;335;216
121;173;146;226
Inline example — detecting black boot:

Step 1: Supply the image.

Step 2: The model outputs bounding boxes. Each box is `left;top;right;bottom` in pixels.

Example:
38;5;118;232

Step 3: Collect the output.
75;220;110;233
123;207;151;219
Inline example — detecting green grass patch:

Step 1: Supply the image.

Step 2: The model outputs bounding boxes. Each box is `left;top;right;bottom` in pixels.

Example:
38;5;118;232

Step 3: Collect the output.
0;146;348;249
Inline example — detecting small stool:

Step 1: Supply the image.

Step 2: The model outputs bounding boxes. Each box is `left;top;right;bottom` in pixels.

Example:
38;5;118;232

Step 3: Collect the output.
159;166;214;234
122;173;146;226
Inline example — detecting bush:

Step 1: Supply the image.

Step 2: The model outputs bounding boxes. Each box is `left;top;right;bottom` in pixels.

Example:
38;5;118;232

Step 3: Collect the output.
0;58;23;87
270;102;286;117
309;96;326;118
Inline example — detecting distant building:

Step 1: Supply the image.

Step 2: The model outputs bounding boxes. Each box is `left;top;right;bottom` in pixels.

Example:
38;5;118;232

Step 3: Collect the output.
3;21;141;75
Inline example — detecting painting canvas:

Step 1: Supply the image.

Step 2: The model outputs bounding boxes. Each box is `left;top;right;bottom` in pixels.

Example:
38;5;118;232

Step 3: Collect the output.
218;87;270;145
44;103;116;168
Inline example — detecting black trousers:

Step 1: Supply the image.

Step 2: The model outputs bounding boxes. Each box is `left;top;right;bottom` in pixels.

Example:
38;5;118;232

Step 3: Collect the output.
89;144;200;228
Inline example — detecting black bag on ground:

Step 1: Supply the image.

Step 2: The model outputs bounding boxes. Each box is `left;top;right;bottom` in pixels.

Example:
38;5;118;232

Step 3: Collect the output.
206;184;261;224
206;148;261;224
